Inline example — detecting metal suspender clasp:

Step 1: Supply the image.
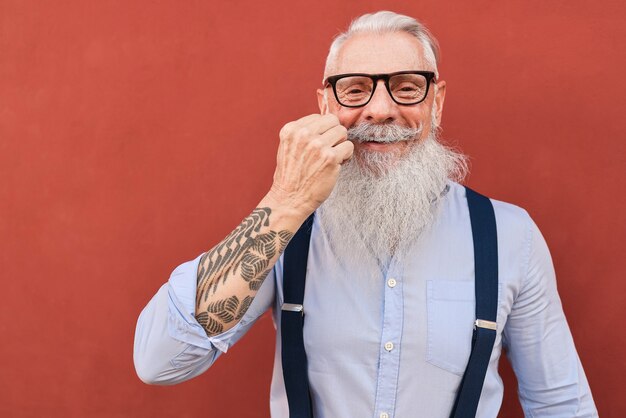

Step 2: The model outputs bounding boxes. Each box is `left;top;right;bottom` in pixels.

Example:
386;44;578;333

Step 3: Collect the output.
474;319;497;330
282;303;304;315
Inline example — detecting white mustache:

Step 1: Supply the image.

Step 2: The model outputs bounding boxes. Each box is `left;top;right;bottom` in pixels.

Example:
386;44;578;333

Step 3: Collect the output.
347;122;423;144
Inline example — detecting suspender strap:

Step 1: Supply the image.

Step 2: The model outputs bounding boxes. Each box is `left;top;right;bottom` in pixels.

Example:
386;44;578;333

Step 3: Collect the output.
281;214;314;418
449;187;499;418
281;188;498;418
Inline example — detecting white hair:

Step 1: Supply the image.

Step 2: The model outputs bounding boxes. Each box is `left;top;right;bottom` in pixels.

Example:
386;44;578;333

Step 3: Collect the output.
324;11;441;79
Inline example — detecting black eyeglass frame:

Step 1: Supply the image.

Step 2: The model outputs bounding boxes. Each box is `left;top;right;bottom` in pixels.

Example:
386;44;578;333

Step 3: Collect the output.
323;70;437;108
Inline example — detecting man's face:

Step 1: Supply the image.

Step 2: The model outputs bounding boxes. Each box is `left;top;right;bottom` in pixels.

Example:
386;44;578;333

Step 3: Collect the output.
317;31;446;159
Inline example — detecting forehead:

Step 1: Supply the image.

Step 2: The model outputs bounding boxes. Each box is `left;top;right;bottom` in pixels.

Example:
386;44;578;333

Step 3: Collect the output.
332;31;428;75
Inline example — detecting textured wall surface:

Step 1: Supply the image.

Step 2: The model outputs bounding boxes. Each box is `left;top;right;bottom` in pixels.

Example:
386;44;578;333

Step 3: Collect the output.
1;0;624;416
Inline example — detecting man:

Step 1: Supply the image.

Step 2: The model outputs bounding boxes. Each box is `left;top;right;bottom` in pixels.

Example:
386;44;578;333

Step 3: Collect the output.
134;11;597;417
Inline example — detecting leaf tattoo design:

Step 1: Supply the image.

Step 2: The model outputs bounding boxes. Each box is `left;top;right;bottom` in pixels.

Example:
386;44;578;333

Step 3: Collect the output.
195;296;253;335
195;208;293;336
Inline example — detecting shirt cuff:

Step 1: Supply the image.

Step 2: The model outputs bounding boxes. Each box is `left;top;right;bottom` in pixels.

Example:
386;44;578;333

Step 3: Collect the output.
166;253;244;353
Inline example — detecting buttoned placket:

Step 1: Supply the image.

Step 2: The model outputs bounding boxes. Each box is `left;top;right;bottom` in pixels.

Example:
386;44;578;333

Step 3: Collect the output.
372;265;404;418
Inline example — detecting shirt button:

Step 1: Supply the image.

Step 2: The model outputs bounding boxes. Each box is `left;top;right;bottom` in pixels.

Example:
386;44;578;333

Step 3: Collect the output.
384;342;394;351
387;278;397;288
380;413;389;418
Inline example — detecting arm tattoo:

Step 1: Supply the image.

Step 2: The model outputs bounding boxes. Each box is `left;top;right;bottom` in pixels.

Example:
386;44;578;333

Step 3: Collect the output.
195;207;293;335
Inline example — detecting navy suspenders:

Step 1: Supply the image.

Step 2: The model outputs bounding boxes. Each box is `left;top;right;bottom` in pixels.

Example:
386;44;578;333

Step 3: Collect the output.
449;187;499;418
281;215;315;418
280;187;498;418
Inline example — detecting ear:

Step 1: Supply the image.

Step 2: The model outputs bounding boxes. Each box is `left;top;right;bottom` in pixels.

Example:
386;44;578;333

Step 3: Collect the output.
433;80;446;127
317;88;328;114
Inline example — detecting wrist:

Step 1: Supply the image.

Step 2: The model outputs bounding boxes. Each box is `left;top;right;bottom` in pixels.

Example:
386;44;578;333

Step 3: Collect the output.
262;187;314;226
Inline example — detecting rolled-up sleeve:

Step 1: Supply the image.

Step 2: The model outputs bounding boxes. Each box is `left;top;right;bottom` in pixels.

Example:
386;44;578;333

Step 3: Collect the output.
133;253;275;385
503;218;597;417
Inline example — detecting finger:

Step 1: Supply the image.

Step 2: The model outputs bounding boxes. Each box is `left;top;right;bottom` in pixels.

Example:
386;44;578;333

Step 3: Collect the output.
293;114;323;127
303;113;340;135
332;140;354;163
280;114;322;140
319;124;348;147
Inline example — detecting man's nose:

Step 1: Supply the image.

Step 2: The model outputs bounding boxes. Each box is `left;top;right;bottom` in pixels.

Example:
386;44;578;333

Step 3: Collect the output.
362;80;398;123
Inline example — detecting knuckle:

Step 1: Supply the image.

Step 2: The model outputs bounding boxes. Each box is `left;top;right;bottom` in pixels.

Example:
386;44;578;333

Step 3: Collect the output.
296;127;312;140
306;137;322;152
279;123;293;139
321;148;335;163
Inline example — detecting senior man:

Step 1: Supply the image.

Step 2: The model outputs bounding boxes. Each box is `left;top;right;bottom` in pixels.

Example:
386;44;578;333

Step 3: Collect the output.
134;11;597;418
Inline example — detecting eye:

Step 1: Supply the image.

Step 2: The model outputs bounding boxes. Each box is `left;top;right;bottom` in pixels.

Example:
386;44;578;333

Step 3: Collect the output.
336;77;372;95
395;83;419;92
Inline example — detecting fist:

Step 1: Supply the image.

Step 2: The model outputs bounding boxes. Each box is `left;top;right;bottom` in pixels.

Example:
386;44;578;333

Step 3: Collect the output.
270;114;354;216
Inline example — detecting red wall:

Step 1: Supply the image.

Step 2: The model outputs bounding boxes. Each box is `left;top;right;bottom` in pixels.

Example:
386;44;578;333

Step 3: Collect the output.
1;1;624;416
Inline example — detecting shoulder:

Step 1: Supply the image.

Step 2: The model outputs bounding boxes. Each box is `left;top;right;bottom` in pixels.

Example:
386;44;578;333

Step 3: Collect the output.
490;196;534;236
448;181;534;234
448;182;536;260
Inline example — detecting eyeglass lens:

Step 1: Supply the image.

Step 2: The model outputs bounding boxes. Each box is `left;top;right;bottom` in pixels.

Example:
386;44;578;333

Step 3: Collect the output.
335;74;429;106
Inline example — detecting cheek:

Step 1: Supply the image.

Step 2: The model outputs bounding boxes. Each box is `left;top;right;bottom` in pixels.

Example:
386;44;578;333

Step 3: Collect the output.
400;107;430;129
331;106;362;128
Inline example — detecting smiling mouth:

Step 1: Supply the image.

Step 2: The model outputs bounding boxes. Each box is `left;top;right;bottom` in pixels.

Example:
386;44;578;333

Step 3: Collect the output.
353;138;397;144
360;141;398;149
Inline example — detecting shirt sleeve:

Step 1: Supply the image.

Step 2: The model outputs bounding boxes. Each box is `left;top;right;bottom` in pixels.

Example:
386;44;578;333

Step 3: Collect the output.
133;253;275;385
503;217;598;417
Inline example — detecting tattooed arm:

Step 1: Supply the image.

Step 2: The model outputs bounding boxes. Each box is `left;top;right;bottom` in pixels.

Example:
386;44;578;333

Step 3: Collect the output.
134;114;351;384
195;203;302;336
194;113;353;337
133;114;351;384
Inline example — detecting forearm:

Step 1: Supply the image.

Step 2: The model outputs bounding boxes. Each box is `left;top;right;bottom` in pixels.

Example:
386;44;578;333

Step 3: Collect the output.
196;113;352;336
195;192;308;336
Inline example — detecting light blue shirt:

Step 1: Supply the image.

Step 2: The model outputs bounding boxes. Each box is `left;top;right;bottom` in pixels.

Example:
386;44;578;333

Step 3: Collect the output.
134;181;597;417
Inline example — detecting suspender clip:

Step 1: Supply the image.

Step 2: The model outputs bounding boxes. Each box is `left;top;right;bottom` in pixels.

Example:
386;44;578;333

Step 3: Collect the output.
474;319;497;330
282;303;304;315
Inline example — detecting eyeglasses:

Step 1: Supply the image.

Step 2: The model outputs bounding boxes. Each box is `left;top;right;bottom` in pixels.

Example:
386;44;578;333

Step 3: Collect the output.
323;71;437;108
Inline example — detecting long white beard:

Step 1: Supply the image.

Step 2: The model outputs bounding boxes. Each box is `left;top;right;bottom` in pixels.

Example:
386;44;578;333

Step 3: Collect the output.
317;122;468;273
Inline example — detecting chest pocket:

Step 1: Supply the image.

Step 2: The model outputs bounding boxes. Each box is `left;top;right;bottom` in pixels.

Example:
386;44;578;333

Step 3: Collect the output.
426;280;475;375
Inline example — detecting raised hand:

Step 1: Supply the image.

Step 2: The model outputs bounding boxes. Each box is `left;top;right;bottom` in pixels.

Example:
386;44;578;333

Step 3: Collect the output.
268;114;354;217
